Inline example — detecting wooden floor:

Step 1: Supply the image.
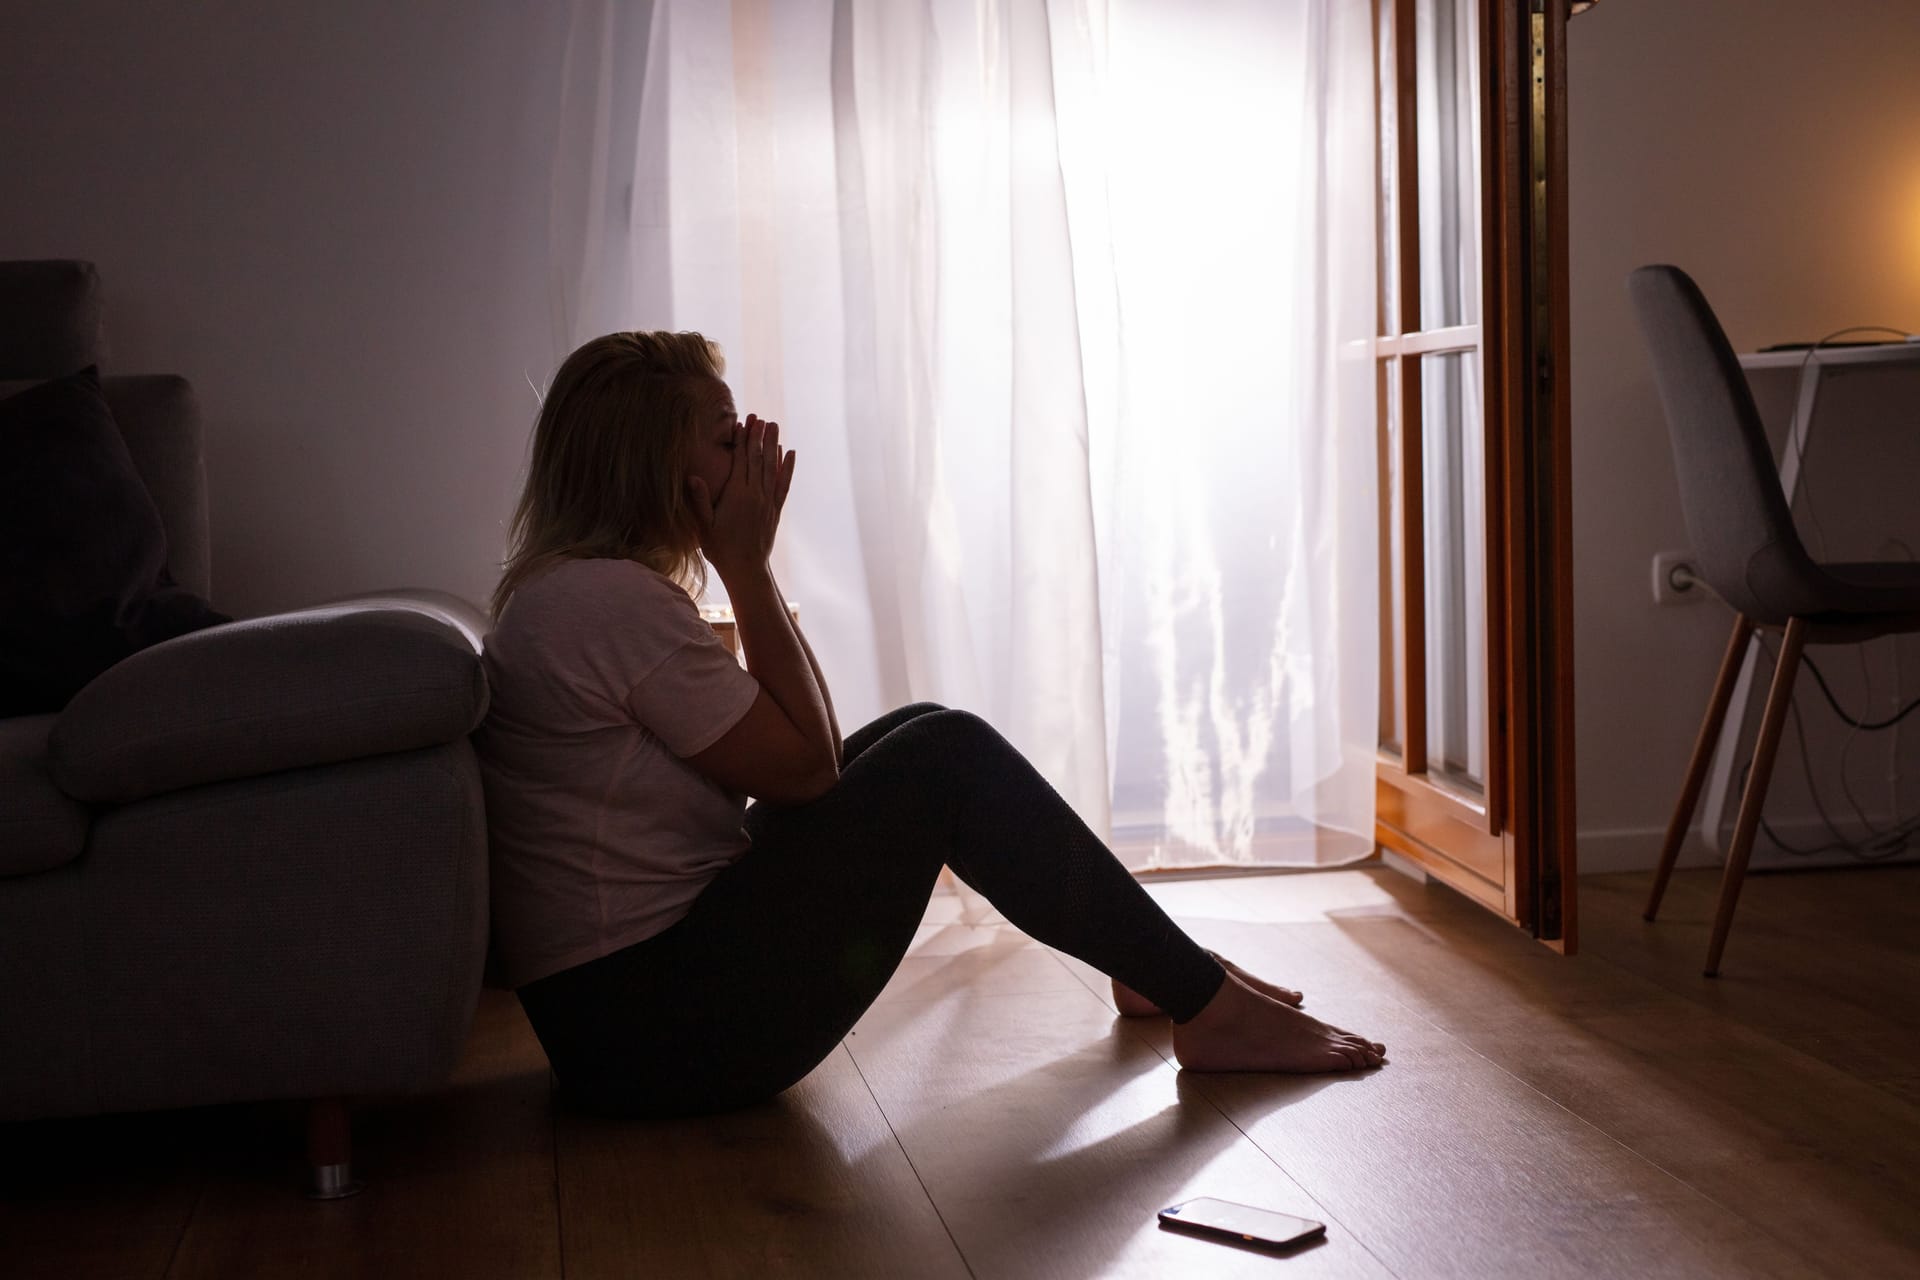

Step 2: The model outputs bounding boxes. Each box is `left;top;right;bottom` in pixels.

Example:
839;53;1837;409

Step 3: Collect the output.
7;862;1920;1278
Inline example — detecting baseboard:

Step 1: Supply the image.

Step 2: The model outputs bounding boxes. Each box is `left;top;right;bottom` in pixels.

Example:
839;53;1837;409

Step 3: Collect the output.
1379;848;1430;884
1578;821;1920;874
1577;828;1710;876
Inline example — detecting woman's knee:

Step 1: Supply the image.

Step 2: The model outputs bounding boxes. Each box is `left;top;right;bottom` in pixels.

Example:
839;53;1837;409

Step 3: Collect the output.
842;701;951;765
919;708;1009;752
891;710;1024;783
870;708;1010;761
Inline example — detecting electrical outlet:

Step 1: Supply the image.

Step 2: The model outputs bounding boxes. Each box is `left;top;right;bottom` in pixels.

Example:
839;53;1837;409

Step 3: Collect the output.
1652;550;1702;606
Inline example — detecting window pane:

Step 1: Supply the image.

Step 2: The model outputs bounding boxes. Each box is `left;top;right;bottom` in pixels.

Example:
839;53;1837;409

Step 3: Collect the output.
1380;357;1404;755
1414;0;1480;330
1378;0;1401;332
1421;350;1485;792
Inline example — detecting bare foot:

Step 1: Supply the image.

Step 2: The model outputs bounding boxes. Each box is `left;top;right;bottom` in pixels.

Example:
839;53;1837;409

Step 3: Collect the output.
1111;952;1304;1017
1171;970;1386;1073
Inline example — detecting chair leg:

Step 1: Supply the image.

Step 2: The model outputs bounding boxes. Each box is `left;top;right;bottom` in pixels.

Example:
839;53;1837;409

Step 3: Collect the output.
1705;616;1807;977
1646;613;1757;921
304;1097;365;1200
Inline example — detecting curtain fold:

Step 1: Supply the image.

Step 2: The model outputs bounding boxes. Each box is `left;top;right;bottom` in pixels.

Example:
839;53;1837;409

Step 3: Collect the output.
545;0;1378;870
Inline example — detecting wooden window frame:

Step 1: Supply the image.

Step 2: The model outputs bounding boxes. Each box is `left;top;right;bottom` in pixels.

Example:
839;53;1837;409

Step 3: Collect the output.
1372;0;1576;946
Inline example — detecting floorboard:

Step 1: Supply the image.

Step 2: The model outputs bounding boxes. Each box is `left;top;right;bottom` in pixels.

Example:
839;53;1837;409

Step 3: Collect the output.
1061;904;1819;1279
163;990;561;1280
7;862;1917;1278
551;1043;966;1280
0;1104;205;1280
846;975;1392;1279
1268;872;1920;1278
1582;866;1920;1089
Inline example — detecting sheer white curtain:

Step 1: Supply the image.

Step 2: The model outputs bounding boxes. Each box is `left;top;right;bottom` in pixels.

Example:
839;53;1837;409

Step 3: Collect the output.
543;0;1377;870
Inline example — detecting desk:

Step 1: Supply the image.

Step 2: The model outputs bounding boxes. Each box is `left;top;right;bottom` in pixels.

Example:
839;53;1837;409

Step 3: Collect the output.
1739;342;1920;512
1697;342;1920;868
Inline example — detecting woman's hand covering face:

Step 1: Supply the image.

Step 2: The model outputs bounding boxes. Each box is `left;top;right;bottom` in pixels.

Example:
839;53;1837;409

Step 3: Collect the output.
687;413;796;578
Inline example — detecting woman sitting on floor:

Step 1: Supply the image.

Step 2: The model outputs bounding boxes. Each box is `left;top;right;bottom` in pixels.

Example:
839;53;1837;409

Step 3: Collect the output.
474;331;1387;1118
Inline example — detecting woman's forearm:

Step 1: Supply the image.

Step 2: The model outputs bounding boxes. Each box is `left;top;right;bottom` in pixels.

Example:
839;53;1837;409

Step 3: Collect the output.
772;575;843;764
724;565;837;769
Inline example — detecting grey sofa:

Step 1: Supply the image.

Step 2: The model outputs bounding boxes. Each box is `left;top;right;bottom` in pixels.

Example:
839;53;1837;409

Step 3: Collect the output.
0;260;492;1196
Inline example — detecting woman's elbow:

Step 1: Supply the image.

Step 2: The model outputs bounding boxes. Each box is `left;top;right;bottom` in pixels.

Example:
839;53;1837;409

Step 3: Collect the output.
760;757;840;805
798;755;841;802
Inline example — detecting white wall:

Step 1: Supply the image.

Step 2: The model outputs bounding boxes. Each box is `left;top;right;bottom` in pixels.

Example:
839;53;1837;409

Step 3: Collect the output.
1569;0;1920;869
0;2;574;618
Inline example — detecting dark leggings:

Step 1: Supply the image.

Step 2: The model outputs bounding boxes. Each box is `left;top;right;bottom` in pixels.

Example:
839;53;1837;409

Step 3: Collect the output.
516;704;1226;1118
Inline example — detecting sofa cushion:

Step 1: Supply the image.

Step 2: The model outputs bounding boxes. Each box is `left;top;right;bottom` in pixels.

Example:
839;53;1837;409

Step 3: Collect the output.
48;602;489;806
0;260;104;380
101;374;213;602
0;713;90;876
0;366;230;716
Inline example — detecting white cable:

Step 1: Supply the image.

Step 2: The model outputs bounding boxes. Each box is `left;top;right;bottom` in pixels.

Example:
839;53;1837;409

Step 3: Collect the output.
1889;539;1916;827
1769;328;1916;858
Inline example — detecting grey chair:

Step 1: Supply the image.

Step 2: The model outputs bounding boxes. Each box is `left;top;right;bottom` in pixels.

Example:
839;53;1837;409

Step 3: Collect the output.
1628;263;1920;975
0;260;492;1195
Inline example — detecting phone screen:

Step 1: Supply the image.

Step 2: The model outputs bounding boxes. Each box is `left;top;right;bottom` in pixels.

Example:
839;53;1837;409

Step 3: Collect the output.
1158;1197;1326;1248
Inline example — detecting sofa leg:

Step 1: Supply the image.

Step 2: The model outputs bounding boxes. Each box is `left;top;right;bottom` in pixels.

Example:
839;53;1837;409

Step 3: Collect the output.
304;1097;365;1200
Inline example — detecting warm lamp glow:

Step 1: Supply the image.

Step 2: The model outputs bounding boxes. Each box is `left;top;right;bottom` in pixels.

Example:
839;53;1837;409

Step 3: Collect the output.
1908;171;1920;296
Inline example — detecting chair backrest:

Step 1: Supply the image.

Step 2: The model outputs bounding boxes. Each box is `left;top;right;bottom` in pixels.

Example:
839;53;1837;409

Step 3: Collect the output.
1625;264;1825;623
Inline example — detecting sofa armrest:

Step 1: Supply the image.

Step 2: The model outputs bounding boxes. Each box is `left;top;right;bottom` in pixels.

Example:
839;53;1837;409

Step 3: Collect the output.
303;587;492;650
48;600;489;806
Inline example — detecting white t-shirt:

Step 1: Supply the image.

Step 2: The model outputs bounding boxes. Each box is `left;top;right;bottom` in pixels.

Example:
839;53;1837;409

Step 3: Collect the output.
475;557;761;988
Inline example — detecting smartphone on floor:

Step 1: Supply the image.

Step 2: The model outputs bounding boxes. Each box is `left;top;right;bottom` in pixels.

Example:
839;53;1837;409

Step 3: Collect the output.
1158;1197;1327;1249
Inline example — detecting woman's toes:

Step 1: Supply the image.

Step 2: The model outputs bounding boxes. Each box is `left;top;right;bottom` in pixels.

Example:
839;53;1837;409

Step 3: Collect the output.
1322;1023;1386;1060
1257;978;1304;1006
1326;1023;1384;1051
1209;953;1307;1008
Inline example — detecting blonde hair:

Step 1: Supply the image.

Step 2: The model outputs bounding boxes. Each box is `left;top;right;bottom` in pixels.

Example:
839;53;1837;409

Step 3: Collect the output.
491;331;725;620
